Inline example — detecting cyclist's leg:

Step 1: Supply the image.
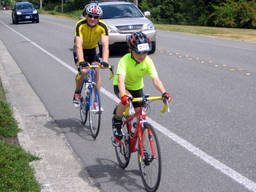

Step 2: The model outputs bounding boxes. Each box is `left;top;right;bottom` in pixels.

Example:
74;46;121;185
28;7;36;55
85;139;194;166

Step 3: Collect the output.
112;86;129;139
74;48;89;93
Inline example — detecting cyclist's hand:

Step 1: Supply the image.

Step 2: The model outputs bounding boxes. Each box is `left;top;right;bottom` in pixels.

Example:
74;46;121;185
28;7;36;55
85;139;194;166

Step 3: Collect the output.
79;61;89;68
162;92;172;103
100;61;109;68
121;95;129;105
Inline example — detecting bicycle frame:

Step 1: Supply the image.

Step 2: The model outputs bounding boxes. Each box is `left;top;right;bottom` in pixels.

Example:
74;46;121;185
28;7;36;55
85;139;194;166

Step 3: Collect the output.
123;105;153;160
120;95;168;160
80;64;113;109
79;63;113;138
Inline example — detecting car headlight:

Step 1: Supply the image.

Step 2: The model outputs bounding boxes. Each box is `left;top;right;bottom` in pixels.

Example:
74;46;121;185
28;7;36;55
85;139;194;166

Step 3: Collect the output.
16;11;22;15
108;25;118;33
33;10;38;14
143;23;155;31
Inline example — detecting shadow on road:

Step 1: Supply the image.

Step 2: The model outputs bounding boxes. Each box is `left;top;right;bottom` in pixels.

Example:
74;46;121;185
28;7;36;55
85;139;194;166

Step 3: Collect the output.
80;158;145;191
44;118;95;141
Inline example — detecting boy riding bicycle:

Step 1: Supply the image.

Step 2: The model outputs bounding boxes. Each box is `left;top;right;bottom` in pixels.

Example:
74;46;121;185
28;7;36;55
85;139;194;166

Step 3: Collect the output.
112;32;172;140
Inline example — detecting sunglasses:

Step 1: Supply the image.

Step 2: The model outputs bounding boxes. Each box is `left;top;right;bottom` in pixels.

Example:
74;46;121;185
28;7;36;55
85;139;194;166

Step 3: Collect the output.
134;51;149;55
88;14;100;19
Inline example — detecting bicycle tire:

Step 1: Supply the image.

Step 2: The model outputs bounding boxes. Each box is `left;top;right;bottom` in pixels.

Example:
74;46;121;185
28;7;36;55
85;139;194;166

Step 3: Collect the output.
88;85;101;139
80;96;88;125
115;124;131;169
138;123;162;192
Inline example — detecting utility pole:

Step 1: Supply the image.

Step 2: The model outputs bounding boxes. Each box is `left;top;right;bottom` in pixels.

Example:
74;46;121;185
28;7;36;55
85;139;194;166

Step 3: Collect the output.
134;0;138;7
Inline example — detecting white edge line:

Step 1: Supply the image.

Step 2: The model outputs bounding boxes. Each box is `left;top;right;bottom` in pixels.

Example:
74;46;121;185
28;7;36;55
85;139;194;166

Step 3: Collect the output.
2;20;256;192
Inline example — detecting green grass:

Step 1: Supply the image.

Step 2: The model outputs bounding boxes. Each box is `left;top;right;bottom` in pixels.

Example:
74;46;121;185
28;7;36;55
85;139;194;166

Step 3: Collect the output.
0;101;20;137
155;24;256;43
0;80;5;101
0;141;40;192
0;78;40;192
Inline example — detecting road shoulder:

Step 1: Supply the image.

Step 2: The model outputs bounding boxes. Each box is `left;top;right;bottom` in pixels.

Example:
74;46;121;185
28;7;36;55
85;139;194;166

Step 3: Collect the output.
0;40;99;192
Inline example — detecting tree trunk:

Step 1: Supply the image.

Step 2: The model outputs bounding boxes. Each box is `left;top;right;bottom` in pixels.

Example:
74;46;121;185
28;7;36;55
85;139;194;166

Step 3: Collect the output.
40;0;42;9
61;0;63;13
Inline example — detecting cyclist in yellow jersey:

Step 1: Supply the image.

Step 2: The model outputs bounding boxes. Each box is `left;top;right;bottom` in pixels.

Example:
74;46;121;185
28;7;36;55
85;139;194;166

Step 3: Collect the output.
112;32;172;140
73;3;109;107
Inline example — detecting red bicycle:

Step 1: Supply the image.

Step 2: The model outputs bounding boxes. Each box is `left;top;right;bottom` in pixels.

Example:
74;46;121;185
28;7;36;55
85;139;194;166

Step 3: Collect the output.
112;94;169;192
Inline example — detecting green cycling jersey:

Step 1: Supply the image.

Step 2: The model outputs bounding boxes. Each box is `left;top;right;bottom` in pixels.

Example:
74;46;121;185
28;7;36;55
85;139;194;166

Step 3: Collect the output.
113;53;158;90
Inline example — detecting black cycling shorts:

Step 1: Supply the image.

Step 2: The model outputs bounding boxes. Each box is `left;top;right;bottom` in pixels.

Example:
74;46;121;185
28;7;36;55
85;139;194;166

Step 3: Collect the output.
73;46;100;65
114;85;144;108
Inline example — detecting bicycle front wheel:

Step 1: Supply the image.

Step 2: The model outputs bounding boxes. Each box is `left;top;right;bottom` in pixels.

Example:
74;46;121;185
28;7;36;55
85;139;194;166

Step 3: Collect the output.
138;123;162;192
88;85;101;139
115;124;131;169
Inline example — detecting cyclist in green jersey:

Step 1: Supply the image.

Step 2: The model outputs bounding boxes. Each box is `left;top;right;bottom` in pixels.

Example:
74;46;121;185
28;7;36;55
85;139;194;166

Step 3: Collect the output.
112;32;172;140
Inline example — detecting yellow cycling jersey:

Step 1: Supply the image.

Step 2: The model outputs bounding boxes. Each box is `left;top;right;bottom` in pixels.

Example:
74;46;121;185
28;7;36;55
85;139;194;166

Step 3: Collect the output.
74;18;108;49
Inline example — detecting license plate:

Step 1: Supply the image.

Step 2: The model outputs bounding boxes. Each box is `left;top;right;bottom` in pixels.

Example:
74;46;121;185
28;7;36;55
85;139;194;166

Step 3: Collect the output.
25;16;31;19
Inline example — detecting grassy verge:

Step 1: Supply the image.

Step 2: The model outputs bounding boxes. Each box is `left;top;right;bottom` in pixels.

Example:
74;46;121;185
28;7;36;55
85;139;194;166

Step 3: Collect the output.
0;80;40;192
155;24;256;43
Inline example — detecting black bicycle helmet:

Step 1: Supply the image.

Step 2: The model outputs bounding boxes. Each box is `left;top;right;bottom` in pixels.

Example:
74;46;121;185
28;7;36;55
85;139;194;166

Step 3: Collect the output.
127;32;152;54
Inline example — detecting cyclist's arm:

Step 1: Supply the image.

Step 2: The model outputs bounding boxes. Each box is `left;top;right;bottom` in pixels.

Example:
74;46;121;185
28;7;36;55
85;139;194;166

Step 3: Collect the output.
101;35;109;63
118;74;127;98
152;77;166;95
75;36;84;65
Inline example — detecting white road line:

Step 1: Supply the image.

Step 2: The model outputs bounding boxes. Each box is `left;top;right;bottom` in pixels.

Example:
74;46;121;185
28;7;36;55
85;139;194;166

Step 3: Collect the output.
2;20;256;192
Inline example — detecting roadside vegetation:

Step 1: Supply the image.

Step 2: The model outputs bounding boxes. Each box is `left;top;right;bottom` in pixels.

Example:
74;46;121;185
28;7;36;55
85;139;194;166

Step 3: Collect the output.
0;81;40;192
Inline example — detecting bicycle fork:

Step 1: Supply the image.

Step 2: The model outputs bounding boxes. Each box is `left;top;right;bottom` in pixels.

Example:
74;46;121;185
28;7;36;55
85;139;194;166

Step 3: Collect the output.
138;122;156;163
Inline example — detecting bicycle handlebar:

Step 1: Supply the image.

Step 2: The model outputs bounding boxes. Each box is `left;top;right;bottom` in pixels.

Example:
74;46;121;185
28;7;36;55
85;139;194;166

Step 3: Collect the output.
87;64;114;80
123;96;170;116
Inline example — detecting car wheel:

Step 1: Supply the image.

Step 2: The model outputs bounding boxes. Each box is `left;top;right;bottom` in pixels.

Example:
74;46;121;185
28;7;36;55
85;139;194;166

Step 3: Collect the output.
149;41;156;54
36;18;39;23
12;17;17;24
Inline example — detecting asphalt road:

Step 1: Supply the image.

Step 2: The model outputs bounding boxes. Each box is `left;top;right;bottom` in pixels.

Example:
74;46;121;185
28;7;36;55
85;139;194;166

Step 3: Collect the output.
1;10;256;192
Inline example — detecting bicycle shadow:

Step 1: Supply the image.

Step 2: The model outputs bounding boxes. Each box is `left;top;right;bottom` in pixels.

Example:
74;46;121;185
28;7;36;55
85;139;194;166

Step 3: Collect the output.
80;158;145;191
44;118;96;141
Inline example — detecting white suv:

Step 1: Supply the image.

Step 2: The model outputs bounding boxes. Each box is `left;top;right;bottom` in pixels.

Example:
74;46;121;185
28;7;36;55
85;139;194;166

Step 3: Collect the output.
81;1;156;54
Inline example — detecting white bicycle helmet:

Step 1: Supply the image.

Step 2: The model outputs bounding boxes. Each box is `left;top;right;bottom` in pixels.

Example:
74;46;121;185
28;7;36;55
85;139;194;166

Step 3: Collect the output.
84;3;103;17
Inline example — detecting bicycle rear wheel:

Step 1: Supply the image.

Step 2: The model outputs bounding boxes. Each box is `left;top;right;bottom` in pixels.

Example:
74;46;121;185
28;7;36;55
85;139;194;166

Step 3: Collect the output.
114;124;131;169
88;85;101;139
138;123;162;192
80;96;88;125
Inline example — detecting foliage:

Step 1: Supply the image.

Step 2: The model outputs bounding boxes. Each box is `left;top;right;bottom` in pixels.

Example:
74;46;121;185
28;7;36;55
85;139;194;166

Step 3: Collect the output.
139;0;256;28
0;101;20;137
209;0;256;28
0;141;40;192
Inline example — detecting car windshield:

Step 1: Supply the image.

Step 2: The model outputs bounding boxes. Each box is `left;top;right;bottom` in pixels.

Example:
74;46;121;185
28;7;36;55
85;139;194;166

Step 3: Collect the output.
100;4;143;19
17;4;33;10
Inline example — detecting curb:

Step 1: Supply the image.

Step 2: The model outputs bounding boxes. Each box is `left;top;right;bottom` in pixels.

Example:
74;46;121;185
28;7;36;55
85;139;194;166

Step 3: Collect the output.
0;40;99;192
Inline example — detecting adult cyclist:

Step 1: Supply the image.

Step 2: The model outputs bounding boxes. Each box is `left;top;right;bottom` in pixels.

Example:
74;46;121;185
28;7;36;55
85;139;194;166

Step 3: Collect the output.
112;32;172;140
73;3;109;107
